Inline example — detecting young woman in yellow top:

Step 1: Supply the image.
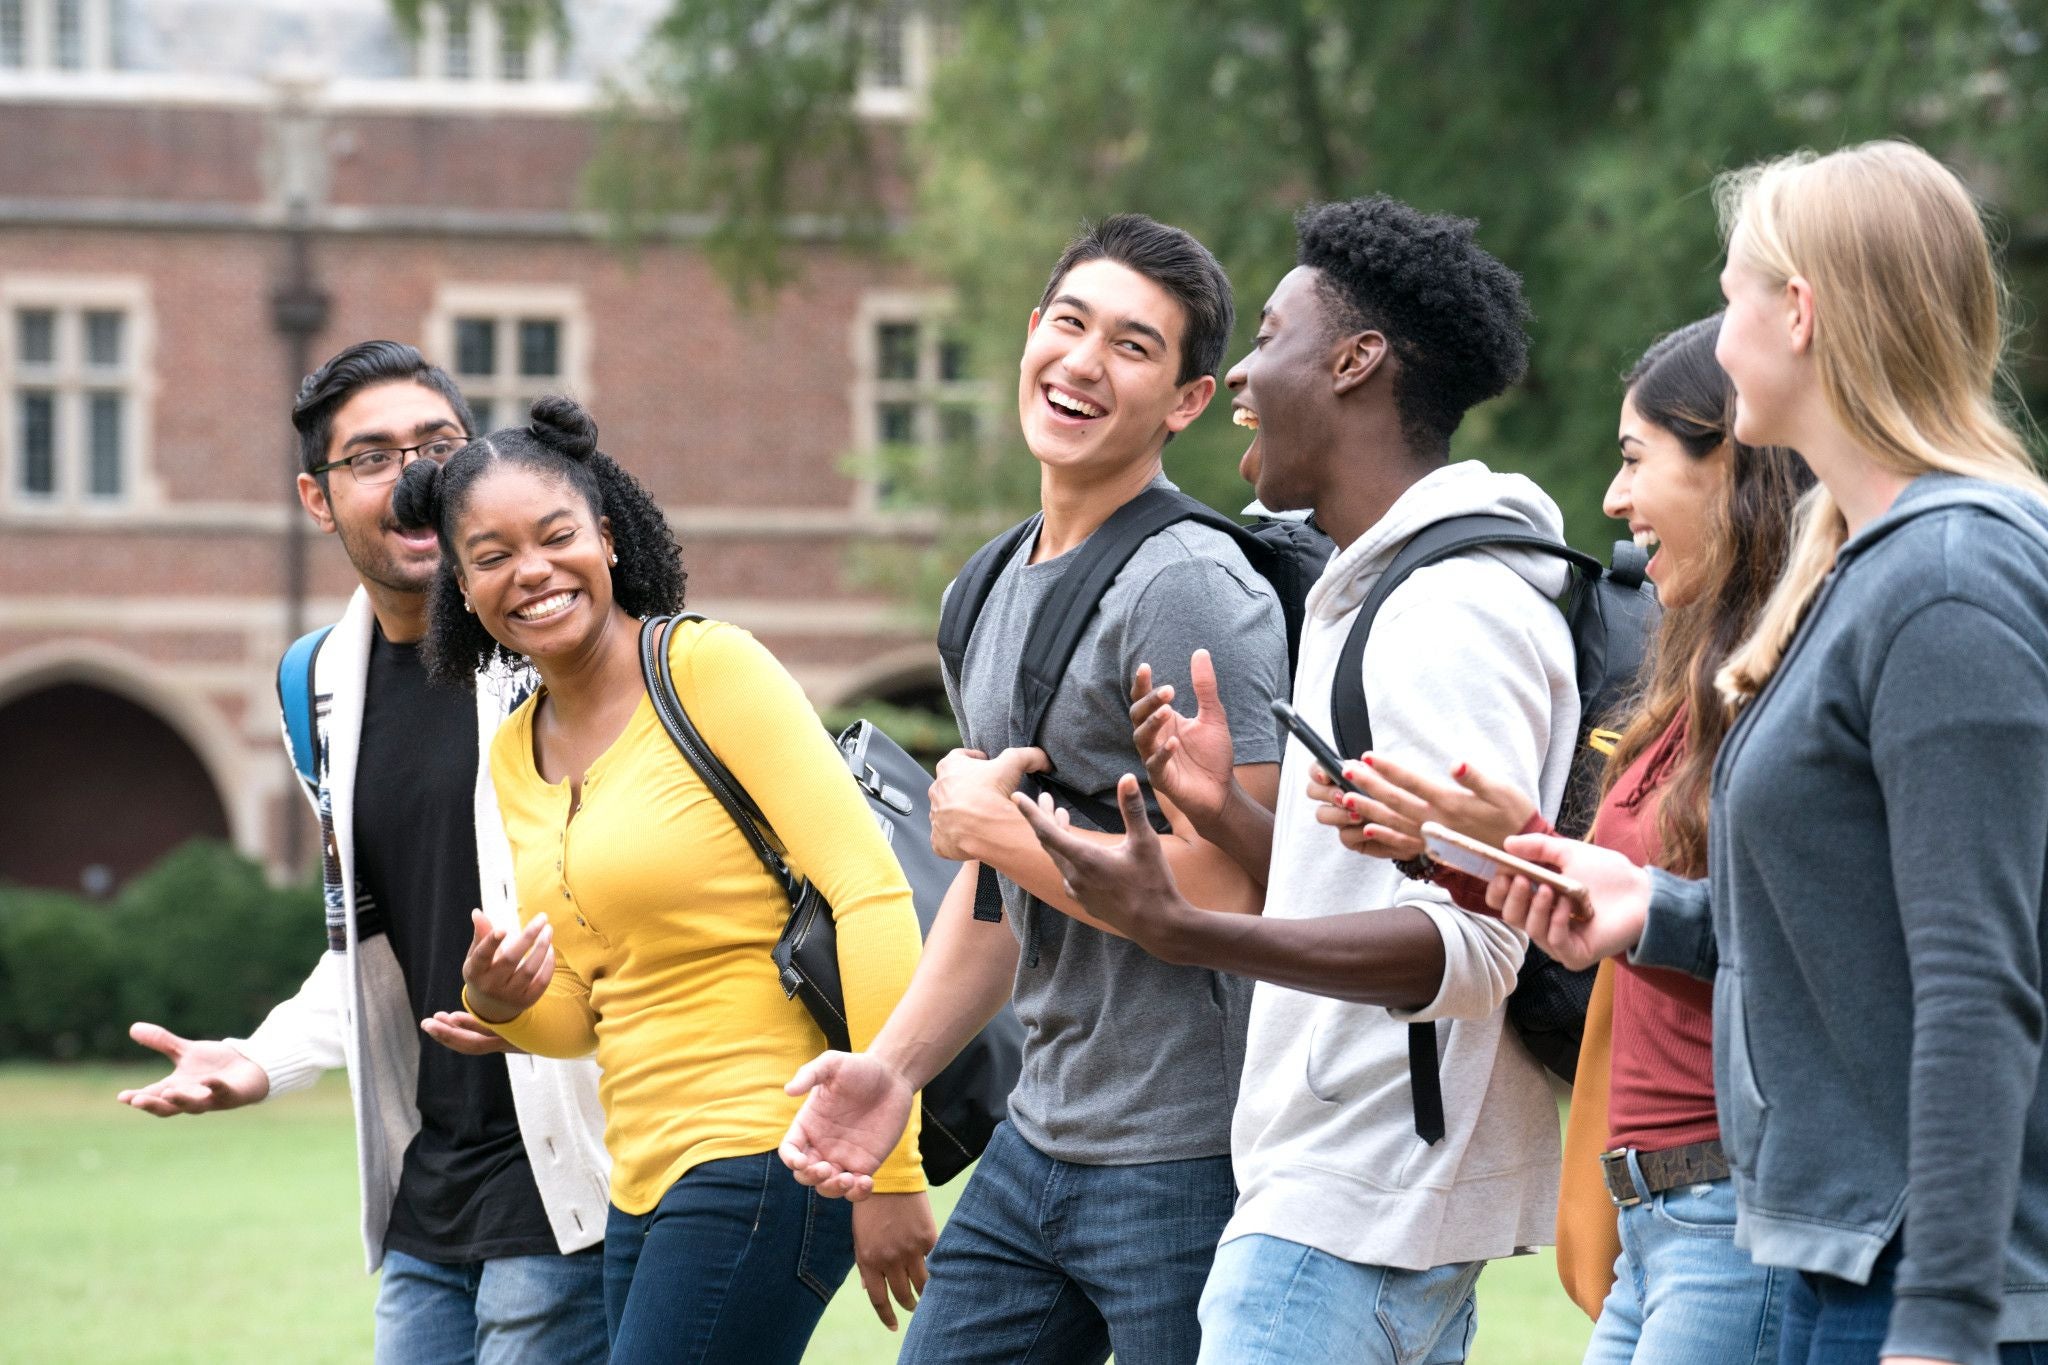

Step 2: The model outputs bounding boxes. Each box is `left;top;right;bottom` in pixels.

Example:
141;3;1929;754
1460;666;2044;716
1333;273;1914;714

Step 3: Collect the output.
390;396;934;1365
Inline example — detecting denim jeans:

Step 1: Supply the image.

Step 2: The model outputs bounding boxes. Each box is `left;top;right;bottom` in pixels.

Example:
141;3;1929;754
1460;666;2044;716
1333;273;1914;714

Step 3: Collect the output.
1778;1239;2048;1365
1196;1232;1481;1364
372;1246;606;1365
602;1150;854;1365
899;1121;1237;1365
1584;1152;1787;1365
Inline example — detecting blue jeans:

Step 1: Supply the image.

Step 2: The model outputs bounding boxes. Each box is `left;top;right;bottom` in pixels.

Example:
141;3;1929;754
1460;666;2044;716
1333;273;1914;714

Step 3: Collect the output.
900;1121;1237;1365
1778;1239;2048;1364
1584;1154;1787;1365
372;1247;606;1365
603;1150;854;1365
1196;1232;1481;1364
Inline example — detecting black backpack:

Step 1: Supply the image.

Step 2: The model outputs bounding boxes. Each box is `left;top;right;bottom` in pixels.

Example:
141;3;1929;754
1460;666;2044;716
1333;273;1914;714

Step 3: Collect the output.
1329;515;1659;1142
936;487;1333;954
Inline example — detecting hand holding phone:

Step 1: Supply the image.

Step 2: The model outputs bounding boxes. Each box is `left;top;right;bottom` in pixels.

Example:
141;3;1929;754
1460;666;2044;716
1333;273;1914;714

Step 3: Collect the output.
1420;821;1590;921
1270;700;1365;797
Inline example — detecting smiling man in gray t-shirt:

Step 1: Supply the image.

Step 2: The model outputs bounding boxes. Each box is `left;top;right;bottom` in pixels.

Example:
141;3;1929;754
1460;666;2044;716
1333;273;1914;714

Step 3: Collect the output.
774;215;1289;1365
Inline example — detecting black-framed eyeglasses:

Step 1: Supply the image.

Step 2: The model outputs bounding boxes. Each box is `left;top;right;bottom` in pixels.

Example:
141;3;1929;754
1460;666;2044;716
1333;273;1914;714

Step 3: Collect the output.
311;435;467;485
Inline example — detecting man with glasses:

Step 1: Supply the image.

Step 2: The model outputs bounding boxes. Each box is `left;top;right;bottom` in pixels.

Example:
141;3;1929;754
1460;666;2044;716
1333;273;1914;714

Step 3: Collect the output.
116;341;609;1364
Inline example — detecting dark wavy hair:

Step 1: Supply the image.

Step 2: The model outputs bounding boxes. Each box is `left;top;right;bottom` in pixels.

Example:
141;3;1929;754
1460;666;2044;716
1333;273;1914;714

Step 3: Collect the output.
390;395;686;689
1038;213;1235;385
1294;196;1530;456
1597;316;1814;876
292;340;474;480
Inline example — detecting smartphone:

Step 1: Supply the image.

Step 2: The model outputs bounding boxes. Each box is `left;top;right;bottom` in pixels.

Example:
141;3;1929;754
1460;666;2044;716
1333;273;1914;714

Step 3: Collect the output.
1270;699;1367;797
1420;821;1590;921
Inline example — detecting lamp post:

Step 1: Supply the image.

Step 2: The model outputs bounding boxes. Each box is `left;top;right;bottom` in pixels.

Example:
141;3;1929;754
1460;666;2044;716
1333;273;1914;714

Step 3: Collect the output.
267;65;330;874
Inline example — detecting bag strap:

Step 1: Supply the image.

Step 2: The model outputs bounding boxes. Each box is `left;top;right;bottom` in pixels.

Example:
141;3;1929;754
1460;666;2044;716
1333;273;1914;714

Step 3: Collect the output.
637;614;801;903
1329;515;1598;760
277;624;336;787
1323;514;1595;1146
937;517;1039;686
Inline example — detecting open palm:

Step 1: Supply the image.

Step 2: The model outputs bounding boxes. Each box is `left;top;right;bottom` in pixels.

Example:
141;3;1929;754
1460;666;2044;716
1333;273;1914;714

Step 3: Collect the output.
1130;650;1236;823
780;1051;916;1200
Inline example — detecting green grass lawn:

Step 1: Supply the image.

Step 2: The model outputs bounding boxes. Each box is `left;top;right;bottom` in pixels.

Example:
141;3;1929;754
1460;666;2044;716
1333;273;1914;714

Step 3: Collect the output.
0;1065;1591;1363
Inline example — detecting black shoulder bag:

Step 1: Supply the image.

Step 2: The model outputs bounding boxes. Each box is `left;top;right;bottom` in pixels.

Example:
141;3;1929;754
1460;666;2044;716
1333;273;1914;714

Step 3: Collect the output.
638;614;1020;1184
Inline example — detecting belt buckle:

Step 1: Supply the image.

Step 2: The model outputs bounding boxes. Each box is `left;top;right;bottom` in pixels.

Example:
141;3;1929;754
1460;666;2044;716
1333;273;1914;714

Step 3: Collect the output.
1599;1148;1640;1208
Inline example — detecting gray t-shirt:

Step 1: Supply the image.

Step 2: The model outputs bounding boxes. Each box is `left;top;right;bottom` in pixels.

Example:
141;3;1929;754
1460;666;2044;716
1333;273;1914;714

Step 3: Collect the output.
941;493;1291;1165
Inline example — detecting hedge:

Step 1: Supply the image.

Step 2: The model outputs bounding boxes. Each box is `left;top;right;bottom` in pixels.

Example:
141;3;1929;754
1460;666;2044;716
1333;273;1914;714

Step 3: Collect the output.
0;840;323;1060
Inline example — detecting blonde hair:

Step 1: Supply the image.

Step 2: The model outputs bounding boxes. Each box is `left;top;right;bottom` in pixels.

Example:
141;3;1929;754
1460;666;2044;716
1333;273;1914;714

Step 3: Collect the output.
1714;140;2047;703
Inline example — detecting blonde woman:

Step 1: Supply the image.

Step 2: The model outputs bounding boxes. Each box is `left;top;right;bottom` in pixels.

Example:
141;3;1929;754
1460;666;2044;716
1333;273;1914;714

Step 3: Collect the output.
1489;142;2048;1365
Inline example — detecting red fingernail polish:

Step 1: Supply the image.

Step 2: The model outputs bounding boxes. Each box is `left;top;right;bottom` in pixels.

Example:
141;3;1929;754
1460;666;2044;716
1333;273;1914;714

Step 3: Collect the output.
1362;755;1375;768
1453;763;1468;778
1362;828;1376;840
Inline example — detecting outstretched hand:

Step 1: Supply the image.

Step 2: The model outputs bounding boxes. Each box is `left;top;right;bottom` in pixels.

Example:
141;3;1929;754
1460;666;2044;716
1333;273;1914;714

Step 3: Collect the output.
421;1011;527;1055
116;1022;270;1117
1310;753;1537;861
461;909;553;1025
1486;833;1650;970
1129;651;1236;825
1011;773;1196;957
780;1051;917;1201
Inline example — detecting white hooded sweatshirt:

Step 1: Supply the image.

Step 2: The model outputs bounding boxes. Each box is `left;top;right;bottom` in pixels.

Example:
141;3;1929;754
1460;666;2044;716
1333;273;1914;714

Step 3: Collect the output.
1224;460;1577;1271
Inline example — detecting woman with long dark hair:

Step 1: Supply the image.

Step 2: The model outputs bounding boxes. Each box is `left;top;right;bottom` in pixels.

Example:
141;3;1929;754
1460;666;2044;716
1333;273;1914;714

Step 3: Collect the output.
1312;315;1813;1362
1496;141;2048;1365
393;396;935;1364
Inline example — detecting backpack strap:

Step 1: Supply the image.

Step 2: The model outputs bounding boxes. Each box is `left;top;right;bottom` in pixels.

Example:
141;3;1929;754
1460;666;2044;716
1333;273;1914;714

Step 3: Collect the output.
937;517;1039;687
1329;516;1599;760
1324;514;1597;1146
277;624;336;788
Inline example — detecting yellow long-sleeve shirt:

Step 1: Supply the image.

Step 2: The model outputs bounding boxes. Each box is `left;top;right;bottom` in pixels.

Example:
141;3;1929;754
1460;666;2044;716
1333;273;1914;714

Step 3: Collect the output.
480;618;925;1213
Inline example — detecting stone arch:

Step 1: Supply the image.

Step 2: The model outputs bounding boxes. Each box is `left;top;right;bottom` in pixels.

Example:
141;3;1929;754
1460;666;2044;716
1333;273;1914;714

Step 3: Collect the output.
822;643;949;712
0;643;248;894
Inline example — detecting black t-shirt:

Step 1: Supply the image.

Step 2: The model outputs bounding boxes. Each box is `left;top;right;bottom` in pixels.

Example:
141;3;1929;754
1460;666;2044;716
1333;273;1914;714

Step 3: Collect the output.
354;627;558;1263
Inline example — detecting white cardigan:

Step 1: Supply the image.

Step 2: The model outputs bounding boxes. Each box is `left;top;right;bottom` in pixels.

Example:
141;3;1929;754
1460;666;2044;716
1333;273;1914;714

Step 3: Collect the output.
232;589;609;1270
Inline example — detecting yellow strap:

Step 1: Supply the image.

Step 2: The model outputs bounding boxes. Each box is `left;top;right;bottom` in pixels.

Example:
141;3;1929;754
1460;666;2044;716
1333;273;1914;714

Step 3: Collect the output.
1587;727;1624;756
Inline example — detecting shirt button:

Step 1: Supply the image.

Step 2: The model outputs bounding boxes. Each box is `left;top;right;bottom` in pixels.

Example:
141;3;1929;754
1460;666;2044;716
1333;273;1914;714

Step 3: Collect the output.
576;916;587;927
561;889;571;900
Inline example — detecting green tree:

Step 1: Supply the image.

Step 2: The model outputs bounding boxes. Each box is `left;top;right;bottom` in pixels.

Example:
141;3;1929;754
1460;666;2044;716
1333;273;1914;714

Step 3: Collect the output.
596;0;2048;564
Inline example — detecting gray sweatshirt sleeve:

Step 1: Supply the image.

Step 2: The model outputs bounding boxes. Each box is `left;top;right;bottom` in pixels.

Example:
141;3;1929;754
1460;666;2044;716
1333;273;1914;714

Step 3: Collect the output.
1632;869;1718;981
1872;599;2048;1365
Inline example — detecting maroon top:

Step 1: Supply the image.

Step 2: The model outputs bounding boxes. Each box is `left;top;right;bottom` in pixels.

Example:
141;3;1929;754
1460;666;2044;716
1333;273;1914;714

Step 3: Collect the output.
1430;721;1719;1154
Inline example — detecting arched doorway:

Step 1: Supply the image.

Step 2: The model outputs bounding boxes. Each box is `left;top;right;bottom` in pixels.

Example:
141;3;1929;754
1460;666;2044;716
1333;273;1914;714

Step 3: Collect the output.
0;682;232;895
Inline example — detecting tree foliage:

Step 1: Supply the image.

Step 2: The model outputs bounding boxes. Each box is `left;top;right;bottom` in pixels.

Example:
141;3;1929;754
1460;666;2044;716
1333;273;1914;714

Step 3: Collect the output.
601;0;2048;557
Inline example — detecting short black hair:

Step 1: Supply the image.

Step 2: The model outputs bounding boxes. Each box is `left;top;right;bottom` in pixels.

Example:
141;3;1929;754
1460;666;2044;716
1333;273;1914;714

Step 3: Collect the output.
390;395;687;690
1295;196;1530;454
1037;214;1235;385
291;340;475;479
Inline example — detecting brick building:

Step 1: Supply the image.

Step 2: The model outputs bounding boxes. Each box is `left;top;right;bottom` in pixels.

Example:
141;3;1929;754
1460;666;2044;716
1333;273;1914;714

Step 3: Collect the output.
0;0;970;892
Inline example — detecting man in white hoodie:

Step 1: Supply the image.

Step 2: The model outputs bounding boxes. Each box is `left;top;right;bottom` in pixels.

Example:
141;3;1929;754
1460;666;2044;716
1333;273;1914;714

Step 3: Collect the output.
1017;197;1577;1363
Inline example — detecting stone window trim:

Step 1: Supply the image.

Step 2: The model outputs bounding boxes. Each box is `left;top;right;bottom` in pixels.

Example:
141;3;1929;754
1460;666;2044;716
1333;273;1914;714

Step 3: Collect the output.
850;289;991;513
0;273;156;515
425;283;591;438
413;1;563;85
853;3;949;119
0;0;116;74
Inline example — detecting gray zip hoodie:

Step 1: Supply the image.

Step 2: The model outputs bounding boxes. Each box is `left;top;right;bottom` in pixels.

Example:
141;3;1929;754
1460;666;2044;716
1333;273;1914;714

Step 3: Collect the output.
1637;476;2048;1365
1225;460;1579;1270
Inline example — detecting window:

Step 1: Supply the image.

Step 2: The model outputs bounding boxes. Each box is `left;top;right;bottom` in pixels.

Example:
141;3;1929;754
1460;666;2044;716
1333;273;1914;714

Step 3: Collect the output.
429;286;588;436
0;1;24;69
854;295;990;509
415;1;560;84
0;0;113;73
3;280;151;509
857;2;937;116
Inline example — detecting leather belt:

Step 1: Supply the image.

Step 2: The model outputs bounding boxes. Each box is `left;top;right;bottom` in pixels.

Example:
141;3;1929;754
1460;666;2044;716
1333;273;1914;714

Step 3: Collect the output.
1600;1140;1730;1208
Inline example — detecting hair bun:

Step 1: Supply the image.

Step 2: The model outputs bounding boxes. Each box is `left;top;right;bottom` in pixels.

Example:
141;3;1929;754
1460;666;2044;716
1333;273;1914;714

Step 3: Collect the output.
390;457;442;532
527;395;599;463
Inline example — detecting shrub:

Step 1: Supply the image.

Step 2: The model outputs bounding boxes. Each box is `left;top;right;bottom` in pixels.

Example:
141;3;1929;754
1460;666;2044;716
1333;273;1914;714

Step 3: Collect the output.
0;841;323;1061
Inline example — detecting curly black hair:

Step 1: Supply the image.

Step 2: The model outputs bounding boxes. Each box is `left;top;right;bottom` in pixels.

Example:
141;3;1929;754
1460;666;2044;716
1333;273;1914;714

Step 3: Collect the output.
1294;196;1530;455
390;394;687;690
